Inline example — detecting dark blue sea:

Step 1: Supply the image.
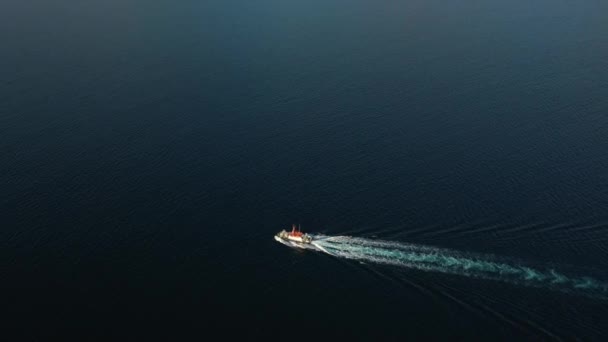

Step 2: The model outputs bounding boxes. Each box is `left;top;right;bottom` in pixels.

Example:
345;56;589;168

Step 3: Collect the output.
3;0;608;340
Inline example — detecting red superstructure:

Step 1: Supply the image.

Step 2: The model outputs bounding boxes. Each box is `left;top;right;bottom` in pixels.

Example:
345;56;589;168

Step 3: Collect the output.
289;224;304;237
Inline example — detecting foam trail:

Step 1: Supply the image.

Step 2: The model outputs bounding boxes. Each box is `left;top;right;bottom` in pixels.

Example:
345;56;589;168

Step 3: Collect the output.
304;235;608;298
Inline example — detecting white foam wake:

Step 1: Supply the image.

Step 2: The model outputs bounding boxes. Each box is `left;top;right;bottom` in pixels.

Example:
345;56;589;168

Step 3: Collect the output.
295;234;608;297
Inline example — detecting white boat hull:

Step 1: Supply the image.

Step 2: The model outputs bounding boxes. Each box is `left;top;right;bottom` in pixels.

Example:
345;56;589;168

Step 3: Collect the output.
275;227;313;246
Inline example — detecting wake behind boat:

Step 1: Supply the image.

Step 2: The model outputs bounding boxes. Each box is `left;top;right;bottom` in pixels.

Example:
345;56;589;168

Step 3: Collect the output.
275;224;312;244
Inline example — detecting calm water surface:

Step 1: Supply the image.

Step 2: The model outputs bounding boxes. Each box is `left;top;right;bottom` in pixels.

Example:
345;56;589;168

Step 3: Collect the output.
2;0;608;339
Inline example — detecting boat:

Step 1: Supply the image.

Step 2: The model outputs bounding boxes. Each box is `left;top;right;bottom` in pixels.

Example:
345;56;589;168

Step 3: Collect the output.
275;224;313;244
